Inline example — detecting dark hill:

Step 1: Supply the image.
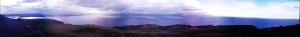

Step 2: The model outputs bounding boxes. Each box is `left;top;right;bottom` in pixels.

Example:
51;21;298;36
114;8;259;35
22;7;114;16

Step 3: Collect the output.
0;14;7;21
0;14;32;37
258;24;300;37
113;24;299;37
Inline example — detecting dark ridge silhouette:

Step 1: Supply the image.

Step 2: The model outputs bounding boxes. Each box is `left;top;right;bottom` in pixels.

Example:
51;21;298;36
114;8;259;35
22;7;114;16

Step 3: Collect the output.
257;24;300;37
1;14;52;37
1;14;33;37
113;24;299;37
0;14;7;21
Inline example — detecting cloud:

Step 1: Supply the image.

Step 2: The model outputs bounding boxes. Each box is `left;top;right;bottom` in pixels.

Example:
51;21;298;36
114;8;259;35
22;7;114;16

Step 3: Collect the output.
196;0;299;19
0;0;299;19
1;0;114;16
23;0;41;3
1;0;43;14
0;0;23;6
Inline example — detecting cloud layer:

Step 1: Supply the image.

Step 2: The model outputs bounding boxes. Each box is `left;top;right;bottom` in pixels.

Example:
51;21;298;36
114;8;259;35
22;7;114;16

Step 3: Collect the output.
1;0;299;19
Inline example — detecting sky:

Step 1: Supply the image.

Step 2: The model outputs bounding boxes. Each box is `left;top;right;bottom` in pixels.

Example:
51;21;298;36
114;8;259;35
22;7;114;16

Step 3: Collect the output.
1;0;299;19
0;0;299;28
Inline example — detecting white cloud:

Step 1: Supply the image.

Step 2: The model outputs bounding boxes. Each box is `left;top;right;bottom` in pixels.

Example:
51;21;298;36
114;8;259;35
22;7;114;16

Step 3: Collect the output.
196;0;299;19
0;0;23;5
1;0;112;16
